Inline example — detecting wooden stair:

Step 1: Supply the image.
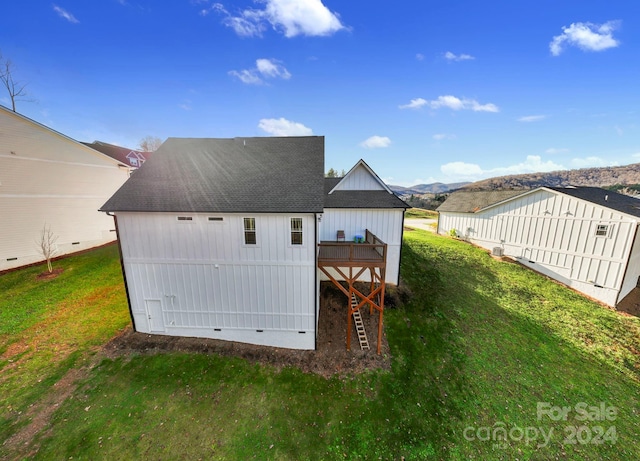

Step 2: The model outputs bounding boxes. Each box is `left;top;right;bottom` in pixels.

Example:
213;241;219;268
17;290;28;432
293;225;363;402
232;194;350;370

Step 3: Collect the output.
351;294;370;351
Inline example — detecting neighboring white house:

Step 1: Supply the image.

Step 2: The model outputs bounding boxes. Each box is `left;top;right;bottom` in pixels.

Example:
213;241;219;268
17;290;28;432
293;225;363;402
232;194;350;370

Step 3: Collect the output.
0;105;131;272
437;187;640;307
100;137;407;350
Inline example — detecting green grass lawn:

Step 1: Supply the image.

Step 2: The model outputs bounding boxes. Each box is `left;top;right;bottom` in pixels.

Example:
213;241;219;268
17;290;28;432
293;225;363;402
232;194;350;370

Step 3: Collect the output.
1;232;639;460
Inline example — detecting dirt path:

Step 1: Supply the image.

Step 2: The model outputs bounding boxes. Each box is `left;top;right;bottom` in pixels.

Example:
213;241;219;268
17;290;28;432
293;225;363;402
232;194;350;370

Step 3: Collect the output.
2;352;100;460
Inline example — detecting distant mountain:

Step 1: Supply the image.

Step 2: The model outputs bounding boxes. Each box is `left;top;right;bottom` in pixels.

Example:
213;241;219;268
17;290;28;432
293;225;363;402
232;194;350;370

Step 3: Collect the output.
390;181;470;195
463;163;640;191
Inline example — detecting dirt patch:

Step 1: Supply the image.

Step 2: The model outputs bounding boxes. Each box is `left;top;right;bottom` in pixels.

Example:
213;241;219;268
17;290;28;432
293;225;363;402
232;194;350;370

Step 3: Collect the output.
105;282;393;378
35;267;64;281
616;287;640;317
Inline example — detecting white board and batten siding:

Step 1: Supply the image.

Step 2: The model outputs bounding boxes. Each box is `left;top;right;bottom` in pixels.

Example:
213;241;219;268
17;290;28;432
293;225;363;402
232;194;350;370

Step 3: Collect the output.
438;189;640;306
332;166;387;191
0;108;129;271
319;208;404;284
116;212;317;349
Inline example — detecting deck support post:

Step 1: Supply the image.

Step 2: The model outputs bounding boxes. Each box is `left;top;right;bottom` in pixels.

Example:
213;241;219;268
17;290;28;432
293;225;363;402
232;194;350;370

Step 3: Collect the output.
317;230;388;355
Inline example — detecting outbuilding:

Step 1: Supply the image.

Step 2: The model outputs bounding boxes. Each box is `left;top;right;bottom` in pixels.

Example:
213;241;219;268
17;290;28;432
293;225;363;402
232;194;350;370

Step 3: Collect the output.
437;187;640;307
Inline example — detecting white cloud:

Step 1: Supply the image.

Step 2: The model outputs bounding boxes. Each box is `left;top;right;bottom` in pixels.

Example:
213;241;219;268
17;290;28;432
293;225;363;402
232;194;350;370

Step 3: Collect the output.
258;118;313;136
441;155;566;181
444;51;475;61
433;133;455;141
360;136;391;149
415;53;425;61
53;5;79;23
229;58;291;84
441;162;484;178
401;95;498;112
570;156;614;168
518;115;546;122
550;21;620;56
228;69;263;84
255;58;291;79
398;98;428;110
178;100;192;111
545;147;569;154
211;0;345;38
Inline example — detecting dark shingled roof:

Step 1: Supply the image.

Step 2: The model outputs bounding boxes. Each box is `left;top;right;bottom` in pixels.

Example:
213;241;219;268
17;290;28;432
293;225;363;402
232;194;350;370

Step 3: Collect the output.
323;178;409;209
82;141;151;168
100;136;325;213
436;190;526;213
548;186;640;219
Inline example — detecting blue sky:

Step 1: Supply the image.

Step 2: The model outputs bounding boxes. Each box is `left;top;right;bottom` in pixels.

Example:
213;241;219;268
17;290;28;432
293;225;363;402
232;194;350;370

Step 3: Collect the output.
2;1;640;186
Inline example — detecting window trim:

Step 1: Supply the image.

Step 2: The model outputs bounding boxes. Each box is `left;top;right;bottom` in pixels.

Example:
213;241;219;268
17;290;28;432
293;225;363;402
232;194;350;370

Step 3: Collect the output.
290;217;303;246
243;217;257;245
595;223;611;238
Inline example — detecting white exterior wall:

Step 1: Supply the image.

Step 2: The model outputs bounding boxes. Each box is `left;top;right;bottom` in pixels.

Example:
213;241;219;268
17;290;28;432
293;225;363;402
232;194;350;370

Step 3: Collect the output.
332;164;386;191
618;226;640;303
0;109;129;271
319;208;404;284
116;212;317;349
438;189;638;306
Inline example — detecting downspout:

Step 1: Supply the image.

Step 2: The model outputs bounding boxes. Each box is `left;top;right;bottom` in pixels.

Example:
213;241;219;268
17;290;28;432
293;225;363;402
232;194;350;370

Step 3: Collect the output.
314;212;319;350
107;212;136;332
397;208;407;286
614;221;639;306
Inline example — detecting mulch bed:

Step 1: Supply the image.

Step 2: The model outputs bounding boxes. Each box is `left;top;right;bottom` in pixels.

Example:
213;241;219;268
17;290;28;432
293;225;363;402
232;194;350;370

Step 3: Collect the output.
104;282;392;378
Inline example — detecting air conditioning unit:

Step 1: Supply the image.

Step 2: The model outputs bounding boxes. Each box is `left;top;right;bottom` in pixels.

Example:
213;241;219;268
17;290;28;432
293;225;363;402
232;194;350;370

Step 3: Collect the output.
492;247;504;257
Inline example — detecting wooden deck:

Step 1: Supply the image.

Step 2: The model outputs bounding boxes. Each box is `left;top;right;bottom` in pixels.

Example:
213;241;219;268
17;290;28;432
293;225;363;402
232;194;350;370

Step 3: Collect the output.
317;230;387;267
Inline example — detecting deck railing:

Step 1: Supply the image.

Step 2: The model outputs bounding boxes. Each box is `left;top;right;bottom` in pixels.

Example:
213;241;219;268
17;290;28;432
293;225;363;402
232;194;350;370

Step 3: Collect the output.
317;229;387;264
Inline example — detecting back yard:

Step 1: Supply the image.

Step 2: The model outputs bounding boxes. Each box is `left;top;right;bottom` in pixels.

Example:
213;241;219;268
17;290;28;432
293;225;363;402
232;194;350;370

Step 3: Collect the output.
1;232;639;460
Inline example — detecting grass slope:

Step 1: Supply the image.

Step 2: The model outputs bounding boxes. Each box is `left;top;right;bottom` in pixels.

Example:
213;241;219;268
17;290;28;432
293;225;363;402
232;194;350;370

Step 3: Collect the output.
0;244;130;450
2;232;639;460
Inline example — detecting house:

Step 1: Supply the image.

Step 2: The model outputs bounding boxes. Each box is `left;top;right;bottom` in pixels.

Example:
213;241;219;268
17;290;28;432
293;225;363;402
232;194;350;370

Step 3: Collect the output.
82;140;152;169
437;187;640;307
0;105;131;272
100;136;408;350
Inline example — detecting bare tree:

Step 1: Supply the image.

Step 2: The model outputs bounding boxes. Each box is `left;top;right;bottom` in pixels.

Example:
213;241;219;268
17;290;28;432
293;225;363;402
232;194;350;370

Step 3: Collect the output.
0;51;29;112
36;224;59;273
138;135;163;152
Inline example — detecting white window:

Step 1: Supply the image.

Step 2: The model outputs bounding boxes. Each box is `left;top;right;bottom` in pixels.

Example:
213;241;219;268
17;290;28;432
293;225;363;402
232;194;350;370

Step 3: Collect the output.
595;224;610;237
177;216;193;222
208;217;224;222
290;218;303;245
244;218;256;245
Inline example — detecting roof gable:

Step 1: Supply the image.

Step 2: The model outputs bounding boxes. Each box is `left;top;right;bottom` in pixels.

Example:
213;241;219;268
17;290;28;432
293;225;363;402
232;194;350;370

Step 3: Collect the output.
437;190;527;213
323;161;408;209
329;160;391;193
101;136;325;213
0;105;127;168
